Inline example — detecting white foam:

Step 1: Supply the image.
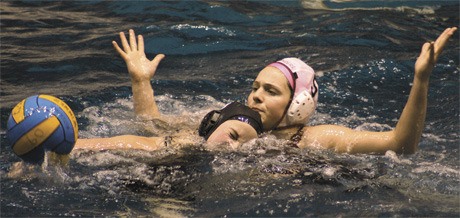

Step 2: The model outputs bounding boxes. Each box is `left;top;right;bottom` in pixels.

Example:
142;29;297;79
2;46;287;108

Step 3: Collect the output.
412;163;460;177
171;24;236;36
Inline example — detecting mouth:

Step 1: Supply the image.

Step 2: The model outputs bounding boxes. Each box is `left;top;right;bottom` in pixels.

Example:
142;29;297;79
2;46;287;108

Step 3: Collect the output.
250;106;263;113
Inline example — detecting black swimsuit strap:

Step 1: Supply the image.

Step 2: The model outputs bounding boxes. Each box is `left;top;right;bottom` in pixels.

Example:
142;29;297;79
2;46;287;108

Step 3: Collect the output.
288;126;304;148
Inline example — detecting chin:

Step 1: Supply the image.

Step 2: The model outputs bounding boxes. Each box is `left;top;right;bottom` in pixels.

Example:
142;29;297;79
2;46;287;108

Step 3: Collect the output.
261;122;273;131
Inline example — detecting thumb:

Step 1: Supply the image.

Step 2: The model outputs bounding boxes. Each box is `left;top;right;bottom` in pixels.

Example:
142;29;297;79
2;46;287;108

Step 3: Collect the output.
418;42;434;62
151;54;165;66
420;42;432;56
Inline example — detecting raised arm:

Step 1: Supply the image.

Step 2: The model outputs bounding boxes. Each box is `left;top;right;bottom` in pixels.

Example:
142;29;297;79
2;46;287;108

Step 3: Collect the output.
112;29;165;120
391;27;457;153
301;27;457;154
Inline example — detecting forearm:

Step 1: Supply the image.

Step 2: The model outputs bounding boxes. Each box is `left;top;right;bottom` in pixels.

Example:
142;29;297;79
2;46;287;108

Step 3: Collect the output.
74;135;164;151
393;77;428;154
131;79;160;120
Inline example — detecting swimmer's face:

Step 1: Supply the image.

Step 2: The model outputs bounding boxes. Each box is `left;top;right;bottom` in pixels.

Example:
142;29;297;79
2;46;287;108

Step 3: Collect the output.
207;120;258;149
247;66;291;130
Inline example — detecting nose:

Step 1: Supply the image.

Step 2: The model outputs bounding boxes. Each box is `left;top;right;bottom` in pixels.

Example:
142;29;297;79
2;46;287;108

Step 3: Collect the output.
252;88;262;104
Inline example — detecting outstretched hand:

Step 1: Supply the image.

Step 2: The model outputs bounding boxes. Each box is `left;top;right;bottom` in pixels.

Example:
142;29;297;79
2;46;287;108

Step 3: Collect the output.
112;29;165;83
415;27;457;82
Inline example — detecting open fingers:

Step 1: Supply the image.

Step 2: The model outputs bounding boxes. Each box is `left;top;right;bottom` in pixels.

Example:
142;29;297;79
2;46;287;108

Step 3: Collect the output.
129;29;138;51
138;35;144;53
433;27;457;58
119;31;131;53
112;41;127;59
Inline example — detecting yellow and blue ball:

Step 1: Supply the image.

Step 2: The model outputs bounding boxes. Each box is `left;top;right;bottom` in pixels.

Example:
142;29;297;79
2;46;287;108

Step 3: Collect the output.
6;95;78;164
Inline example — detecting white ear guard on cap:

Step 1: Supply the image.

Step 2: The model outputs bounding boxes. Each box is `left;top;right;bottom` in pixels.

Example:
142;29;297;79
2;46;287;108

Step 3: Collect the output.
269;58;319;127
285;86;317;125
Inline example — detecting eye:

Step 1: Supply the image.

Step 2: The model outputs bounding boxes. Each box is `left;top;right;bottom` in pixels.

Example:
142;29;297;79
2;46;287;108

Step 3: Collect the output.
229;130;239;141
266;87;278;96
251;84;259;92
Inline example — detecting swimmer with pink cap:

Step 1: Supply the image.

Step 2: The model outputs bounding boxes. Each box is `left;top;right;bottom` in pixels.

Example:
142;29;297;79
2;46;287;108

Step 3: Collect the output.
268;58;319;127
110;27;458;155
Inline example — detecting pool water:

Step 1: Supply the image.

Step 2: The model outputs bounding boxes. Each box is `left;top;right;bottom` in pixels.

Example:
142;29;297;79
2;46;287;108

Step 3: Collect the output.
1;0;459;216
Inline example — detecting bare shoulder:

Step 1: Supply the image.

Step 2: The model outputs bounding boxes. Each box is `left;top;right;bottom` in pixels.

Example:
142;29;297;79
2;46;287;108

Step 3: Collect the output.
298;125;352;150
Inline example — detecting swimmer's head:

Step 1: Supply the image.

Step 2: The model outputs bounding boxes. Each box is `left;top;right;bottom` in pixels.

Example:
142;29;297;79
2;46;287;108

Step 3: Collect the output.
248;57;318;130
206;120;258;149
198;102;263;140
269;58;318;127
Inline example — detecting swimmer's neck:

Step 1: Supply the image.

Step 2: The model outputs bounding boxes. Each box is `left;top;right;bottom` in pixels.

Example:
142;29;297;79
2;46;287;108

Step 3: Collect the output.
272;125;303;139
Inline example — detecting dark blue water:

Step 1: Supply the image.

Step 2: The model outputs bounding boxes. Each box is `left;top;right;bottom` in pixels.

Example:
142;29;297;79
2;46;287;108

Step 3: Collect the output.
1;0;459;217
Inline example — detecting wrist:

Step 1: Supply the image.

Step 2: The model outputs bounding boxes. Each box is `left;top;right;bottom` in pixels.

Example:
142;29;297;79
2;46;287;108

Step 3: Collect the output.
129;70;152;84
414;65;434;84
413;75;430;85
131;77;152;86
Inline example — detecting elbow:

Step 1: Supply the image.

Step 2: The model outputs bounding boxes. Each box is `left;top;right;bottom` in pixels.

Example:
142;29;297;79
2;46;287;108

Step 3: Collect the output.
401;142;418;154
391;131;419;154
396;143;418;154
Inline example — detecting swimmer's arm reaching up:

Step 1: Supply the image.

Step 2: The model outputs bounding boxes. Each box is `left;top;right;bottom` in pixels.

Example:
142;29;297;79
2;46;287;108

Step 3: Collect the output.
391;27;457;153
299;27;457;155
112;29;165;120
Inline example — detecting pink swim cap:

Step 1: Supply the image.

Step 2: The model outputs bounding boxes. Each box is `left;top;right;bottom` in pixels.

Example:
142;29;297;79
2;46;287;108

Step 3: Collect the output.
268;57;319;126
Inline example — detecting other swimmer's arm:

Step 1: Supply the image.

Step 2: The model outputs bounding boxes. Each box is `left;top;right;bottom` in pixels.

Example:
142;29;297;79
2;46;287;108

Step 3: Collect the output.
300;27;457;155
74;135;166;151
112;29;165;120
